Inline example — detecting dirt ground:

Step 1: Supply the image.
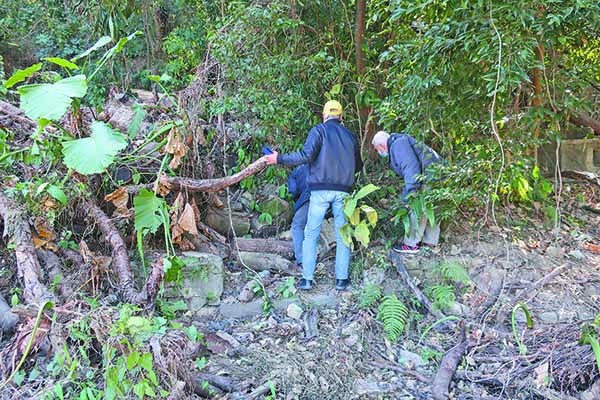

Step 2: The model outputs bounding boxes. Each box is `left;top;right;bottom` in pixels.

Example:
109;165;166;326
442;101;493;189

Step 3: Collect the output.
1;181;599;400
191;180;600;400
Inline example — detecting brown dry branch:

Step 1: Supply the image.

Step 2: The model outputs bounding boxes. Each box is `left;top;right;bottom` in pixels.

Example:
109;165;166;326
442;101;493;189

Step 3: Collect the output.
495;263;571;326
0;192;54;305
389;251;445;319
124;158;269;195
431;320;467;400
83;199;163;305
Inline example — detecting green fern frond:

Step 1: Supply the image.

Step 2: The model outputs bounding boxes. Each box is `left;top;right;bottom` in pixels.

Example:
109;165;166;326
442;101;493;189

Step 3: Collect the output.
358;284;383;309
431;284;455;310
377;294;409;342
437;261;471;285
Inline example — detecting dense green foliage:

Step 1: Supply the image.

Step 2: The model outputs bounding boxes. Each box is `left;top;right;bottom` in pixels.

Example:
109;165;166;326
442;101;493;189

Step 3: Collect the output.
1;1;600;397
1;0;599;234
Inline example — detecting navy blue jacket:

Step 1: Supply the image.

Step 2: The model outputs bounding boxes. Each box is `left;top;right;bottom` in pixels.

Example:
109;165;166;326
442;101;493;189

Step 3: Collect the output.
388;134;442;201
288;164;310;213
277;119;362;193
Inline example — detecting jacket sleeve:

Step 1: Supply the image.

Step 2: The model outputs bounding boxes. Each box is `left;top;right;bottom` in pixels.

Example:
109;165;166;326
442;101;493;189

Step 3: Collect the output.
390;136;422;201
277;126;322;166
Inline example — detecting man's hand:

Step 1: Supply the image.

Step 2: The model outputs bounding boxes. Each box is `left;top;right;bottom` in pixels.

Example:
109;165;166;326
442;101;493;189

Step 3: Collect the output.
264;151;278;165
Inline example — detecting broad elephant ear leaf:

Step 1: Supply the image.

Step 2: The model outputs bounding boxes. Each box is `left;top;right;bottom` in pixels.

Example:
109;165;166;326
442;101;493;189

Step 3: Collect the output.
17;75;87;121
134;189;166;233
62;121;127;175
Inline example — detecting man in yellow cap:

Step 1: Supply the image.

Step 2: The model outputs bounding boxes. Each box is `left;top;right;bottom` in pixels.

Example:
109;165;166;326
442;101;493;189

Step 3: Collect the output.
264;100;362;291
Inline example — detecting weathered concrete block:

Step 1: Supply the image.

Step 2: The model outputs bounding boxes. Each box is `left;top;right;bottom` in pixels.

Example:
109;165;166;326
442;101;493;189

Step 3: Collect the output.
164;252;224;312
540;138;600;175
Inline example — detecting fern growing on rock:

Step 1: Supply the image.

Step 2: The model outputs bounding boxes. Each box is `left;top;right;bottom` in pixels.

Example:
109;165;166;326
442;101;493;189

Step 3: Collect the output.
377;294;409;342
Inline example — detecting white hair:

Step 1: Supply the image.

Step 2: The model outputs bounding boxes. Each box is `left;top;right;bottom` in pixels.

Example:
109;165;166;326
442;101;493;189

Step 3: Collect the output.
372;131;389;146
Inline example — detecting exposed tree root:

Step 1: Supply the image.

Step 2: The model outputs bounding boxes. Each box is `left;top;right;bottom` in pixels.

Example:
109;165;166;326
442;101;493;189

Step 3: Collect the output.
83;199;163;305
431;320;467;400
0;192;53;304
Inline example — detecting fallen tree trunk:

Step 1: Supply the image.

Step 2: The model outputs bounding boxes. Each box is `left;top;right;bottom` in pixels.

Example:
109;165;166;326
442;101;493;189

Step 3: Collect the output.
0;100;37;133
84;200;163;305
562;170;600;186
126;158;269;194
0;193;53;304
431;321;467;400
569;111;600;135
232;238;294;260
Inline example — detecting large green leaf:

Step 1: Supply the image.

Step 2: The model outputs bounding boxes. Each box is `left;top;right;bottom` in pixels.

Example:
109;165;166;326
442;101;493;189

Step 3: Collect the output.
3;63;42;89
354;221;371;248
343;197;357;219
18;75;87;121
62;121;127;175
353;184;379;201
134;189;166;233
42;57;79;70
72;36;112;61
339;223;354;249
360;205;378;227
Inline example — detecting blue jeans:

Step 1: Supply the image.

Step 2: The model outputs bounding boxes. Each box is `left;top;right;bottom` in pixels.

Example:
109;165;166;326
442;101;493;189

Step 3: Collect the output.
302;190;350;281
291;202;309;265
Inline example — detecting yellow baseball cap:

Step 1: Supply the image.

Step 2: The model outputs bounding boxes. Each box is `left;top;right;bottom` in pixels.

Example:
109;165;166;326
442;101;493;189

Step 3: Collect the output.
323;100;343;116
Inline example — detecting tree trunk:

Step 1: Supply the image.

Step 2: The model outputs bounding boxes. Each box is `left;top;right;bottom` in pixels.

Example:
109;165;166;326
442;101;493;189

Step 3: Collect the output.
531;43;544;163
355;0;366;77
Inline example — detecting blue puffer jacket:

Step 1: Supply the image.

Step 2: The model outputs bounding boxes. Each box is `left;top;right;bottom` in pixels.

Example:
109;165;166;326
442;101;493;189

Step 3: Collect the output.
388;133;442;201
288;164;310;213
277;119;362;193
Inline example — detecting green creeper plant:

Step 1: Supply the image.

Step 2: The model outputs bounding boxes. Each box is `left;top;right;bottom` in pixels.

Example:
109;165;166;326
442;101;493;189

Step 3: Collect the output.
512;302;534;356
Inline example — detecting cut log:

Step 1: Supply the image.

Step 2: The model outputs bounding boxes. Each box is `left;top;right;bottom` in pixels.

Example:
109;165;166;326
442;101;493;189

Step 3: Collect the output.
389;251;445;319
232;238;294;260
562;170;600;186
569;112;600;135
0;193;53;304
236;251;295;274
